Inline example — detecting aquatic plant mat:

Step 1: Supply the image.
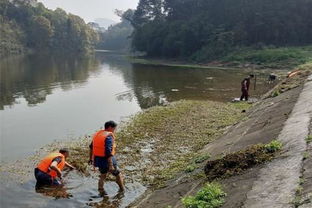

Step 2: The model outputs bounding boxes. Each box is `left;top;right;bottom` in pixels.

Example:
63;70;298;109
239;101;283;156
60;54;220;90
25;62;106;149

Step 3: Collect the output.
68;100;250;188
204;141;282;180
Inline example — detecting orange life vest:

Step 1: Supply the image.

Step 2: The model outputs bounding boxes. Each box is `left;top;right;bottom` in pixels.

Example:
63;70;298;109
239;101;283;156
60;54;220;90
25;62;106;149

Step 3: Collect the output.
92;130;116;157
37;153;65;178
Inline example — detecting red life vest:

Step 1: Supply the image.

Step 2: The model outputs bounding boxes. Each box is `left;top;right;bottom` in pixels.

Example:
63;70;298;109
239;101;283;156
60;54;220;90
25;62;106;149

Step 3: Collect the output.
92;130;116;157
37;153;65;178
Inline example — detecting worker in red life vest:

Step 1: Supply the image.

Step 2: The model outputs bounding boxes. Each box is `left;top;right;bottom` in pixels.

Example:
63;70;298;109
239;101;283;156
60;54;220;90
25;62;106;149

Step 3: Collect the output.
240;74;254;101
35;148;75;188
89;121;125;196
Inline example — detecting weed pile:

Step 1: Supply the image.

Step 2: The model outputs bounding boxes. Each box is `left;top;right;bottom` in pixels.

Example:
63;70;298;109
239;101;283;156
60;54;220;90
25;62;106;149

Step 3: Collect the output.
204;140;282;180
270;62;312;97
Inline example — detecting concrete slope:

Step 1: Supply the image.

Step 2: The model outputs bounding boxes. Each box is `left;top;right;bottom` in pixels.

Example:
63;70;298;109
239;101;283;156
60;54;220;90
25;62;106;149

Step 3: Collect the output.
243;75;312;208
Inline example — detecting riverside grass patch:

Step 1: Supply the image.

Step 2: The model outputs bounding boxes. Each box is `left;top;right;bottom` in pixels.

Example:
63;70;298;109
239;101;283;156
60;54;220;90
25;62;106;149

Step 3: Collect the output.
205;140;282;180
182;182;226;208
67;100;250;187
222;46;312;69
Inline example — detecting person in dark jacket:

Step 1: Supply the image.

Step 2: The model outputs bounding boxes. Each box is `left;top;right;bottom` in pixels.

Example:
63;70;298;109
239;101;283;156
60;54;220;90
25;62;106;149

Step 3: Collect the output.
240;74;254;101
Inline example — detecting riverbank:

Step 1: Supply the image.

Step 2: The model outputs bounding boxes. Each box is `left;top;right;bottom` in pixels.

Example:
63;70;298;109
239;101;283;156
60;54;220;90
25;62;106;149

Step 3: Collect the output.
129;46;312;71
1;55;311;207
69;100;251;187
132;62;312;208
0;100;251;207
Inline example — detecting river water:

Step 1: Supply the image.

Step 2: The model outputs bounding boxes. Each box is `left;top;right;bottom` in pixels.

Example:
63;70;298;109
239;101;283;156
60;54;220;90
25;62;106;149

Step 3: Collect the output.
0;52;274;207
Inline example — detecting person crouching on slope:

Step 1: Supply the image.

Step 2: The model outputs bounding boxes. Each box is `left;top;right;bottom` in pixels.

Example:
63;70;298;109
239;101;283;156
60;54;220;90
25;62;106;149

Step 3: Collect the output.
89;120;125;196
35;148;75;188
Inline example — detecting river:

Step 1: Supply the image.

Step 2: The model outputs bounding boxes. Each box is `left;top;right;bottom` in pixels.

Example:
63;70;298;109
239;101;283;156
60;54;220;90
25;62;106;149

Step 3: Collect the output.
0;52;274;207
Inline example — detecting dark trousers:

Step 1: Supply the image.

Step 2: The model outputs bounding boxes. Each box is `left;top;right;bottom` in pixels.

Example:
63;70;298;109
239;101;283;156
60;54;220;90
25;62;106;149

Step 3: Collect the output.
34;168;60;188
240;89;249;101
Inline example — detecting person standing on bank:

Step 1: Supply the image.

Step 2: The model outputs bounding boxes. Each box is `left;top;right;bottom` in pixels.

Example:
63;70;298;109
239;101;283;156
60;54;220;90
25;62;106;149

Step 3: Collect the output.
35;148;75;188
89;121;125;195
240;74;254;101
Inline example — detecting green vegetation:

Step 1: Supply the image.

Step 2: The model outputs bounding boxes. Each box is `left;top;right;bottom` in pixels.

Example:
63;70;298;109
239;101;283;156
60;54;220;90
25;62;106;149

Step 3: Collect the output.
0;0;98;56
264;140;283;153
205;140;282;180
194;153;211;164
306;135;312;144
303;152;310;160
97;10;133;51
185;164;197;173
222;46;312;69
129;0;312;62
128;57;230;69
182;182;226;208
67;100;250;188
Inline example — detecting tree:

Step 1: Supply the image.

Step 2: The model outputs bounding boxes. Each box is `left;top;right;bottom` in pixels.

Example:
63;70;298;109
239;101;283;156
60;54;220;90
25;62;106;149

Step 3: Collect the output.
30;15;53;49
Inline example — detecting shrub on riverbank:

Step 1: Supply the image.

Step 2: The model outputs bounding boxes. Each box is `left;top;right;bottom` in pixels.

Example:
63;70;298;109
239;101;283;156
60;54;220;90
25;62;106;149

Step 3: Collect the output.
182;182;226;208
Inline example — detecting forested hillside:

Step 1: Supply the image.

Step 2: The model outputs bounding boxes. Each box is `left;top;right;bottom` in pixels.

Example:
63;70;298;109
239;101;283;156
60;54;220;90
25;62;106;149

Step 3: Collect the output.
97;10;133;51
0;0;99;56
129;0;312;61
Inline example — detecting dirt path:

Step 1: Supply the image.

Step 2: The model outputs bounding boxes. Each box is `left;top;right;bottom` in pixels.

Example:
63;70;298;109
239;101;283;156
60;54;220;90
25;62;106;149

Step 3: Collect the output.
243;75;312;208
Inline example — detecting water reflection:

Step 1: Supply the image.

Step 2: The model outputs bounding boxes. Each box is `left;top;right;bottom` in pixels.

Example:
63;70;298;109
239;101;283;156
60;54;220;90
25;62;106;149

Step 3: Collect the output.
1;52;273;110
0;52;274;161
0;54;100;109
0;52;276;207
95;53;273;109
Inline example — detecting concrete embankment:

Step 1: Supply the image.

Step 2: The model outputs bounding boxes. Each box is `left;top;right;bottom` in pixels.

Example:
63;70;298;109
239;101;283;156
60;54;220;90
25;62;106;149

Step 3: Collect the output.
243;74;312;208
133;72;312;208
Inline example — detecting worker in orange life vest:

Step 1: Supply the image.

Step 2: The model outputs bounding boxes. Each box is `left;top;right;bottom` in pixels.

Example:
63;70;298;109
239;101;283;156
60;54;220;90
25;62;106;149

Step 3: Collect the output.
89;121;125;195
35;148;75;188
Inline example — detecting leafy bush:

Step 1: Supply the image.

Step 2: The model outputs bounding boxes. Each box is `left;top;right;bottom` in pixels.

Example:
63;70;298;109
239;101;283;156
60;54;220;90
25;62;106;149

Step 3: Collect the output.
182;183;226;208
185;164;197;173
264;140;282;153
305;135;312;144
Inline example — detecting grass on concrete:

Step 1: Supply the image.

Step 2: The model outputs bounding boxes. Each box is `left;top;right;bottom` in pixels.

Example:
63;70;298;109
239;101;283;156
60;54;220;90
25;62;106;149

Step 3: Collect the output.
182;182;226;208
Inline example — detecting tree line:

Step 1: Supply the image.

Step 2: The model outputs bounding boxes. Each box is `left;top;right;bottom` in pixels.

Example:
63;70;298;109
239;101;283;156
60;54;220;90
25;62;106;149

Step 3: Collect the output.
128;0;312;61
0;0;99;56
97;10;134;51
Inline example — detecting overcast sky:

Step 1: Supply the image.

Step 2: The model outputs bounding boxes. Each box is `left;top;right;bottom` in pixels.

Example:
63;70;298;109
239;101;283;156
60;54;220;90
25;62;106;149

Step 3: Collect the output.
38;0;139;23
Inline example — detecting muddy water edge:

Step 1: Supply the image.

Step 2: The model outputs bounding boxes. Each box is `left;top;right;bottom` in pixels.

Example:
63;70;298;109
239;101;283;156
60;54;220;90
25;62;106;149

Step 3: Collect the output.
0;100;251;208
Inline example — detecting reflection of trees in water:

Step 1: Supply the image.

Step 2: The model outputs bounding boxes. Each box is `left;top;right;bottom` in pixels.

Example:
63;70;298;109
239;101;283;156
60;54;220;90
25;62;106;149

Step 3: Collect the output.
102;54;272;109
95;53;170;109
0;54;101;109
96;53;248;109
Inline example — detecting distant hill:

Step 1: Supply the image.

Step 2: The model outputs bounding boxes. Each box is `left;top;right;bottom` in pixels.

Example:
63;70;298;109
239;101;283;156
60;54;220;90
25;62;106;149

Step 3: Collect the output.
94;18;117;29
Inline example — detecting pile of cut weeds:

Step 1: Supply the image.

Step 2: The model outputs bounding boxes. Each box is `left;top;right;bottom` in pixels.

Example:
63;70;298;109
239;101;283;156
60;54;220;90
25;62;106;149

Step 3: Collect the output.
205;141;282;180
270;62;312;97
